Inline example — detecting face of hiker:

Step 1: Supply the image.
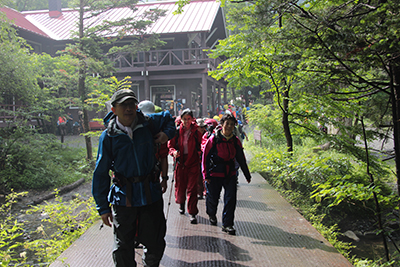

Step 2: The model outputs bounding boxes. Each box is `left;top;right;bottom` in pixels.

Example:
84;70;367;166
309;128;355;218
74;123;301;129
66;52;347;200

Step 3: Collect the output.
181;114;193;129
221;119;235;136
112;99;137;126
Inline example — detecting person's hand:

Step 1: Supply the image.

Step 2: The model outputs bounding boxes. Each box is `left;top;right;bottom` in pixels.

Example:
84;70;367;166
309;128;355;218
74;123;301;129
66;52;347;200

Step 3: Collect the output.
246;176;251;184
101;212;113;227
161;179;168;193
245;136;249;141
173;150;180;158
154;132;169;144
205;177;211;184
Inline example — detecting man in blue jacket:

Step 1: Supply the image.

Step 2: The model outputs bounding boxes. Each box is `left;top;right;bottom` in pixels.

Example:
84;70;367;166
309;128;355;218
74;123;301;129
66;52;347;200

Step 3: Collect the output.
92;89;175;267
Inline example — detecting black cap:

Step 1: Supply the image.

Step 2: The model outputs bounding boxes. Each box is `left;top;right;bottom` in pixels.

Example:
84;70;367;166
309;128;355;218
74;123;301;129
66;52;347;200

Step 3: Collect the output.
110;89;138;106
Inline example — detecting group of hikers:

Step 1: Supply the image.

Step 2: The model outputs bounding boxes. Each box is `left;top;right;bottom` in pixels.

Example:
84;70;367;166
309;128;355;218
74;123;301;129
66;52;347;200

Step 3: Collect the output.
92;89;251;267
57;112;83;136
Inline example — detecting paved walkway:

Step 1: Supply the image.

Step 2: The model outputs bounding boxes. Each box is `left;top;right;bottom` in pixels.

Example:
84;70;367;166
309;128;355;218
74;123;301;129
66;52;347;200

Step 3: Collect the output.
50;168;352;267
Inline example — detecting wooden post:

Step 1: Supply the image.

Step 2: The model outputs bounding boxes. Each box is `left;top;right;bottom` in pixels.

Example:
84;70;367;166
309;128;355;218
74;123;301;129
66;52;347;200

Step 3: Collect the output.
254;129;261;146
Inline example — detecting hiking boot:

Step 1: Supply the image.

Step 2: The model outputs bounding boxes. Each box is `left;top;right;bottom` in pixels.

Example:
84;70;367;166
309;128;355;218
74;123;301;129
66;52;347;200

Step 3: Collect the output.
189;214;197;224
179;203;185;214
222;225;236;235
209;215;217;226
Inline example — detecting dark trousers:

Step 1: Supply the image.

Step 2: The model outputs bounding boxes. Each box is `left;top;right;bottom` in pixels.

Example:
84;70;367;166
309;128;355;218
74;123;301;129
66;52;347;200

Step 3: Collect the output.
112;199;166;267
205;175;237;227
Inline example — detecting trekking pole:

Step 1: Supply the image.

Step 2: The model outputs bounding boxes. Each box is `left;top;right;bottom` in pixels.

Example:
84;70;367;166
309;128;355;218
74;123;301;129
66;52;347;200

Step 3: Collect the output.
165;158;176;221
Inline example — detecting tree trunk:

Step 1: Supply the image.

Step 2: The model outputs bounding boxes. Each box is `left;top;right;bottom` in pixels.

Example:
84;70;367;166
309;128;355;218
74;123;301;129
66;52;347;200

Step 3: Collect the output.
278;13;292;153
83;107;92;161
79;1;93;162
282;87;293;153
391;64;400;200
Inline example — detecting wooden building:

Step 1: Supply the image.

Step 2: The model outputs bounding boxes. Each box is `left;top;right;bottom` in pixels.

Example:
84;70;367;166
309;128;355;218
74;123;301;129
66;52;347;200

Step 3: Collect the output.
1;0;228;122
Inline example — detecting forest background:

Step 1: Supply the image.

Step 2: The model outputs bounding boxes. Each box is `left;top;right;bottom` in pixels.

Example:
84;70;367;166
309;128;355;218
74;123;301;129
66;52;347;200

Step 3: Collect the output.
1;0;400;266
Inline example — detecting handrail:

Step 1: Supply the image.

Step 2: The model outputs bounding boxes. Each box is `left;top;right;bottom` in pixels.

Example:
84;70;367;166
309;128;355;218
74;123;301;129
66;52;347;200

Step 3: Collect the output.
0;104;21;120
112;47;223;70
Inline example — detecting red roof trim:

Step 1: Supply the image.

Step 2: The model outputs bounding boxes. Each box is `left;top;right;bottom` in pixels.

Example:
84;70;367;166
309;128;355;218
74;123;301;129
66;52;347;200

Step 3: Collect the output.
2;0;222;41
0;6;49;38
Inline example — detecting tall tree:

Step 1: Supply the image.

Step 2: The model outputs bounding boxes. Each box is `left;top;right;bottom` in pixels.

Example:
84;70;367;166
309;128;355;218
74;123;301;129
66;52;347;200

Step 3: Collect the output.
277;0;400;193
211;0;400;180
209;3;299;152
0;12;40;113
64;0;165;161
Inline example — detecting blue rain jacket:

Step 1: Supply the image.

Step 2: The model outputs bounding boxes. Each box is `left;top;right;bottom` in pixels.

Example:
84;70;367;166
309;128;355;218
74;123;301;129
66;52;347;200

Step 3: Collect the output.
92;110;175;215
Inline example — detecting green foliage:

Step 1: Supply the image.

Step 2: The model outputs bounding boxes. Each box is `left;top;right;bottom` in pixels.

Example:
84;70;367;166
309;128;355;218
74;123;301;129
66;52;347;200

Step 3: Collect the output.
352;257;397;267
308;212;354;258
210;0;400;170
60;0;167;161
0;17;40;105
311;163;396;210
0;127;91;192
248;133;395;262
86;75;133;112
32;53;82;131
249;136;393;208
0;190;97;266
245;104;285;143
0;191;28;266
26;191;98;264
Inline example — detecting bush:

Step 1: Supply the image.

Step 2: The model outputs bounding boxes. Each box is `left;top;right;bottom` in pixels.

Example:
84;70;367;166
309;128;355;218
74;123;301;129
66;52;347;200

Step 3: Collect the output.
0;126;91;192
0;190;28;266
25;191;98;265
246;134;396;263
0;190;98;266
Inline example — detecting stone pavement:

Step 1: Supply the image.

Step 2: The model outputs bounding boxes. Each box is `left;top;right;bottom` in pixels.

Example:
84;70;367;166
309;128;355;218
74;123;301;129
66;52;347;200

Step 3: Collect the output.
50;170;352;267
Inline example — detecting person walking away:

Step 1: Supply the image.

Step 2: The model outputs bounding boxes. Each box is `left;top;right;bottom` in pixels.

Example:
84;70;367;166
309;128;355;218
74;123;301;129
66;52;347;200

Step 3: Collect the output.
168;109;203;224
66;112;73;135
202;113;251;235
196;118;207;199
57;116;67;136
92;89;175;267
237;120;248;144
202;118;218;149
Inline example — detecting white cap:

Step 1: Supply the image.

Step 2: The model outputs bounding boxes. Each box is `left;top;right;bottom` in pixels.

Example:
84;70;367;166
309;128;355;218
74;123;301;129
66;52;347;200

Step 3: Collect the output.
138;100;155;114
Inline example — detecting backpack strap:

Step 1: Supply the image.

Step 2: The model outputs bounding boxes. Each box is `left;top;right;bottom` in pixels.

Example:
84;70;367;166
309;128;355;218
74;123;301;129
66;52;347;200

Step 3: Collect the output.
109;115;160;207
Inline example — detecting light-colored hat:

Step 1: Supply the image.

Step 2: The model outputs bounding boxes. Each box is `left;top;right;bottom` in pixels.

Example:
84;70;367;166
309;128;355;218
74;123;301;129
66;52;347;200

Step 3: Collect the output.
196;118;206;127
138;100;155;114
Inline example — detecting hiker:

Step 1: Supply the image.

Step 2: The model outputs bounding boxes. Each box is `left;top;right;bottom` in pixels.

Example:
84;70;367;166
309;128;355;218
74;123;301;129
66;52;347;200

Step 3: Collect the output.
138;100;170;193
237;120;248;143
168;108;203;224
202;113;251;235
202;118;218;150
196;118;207;199
57;116;67;136
92;89;175;267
